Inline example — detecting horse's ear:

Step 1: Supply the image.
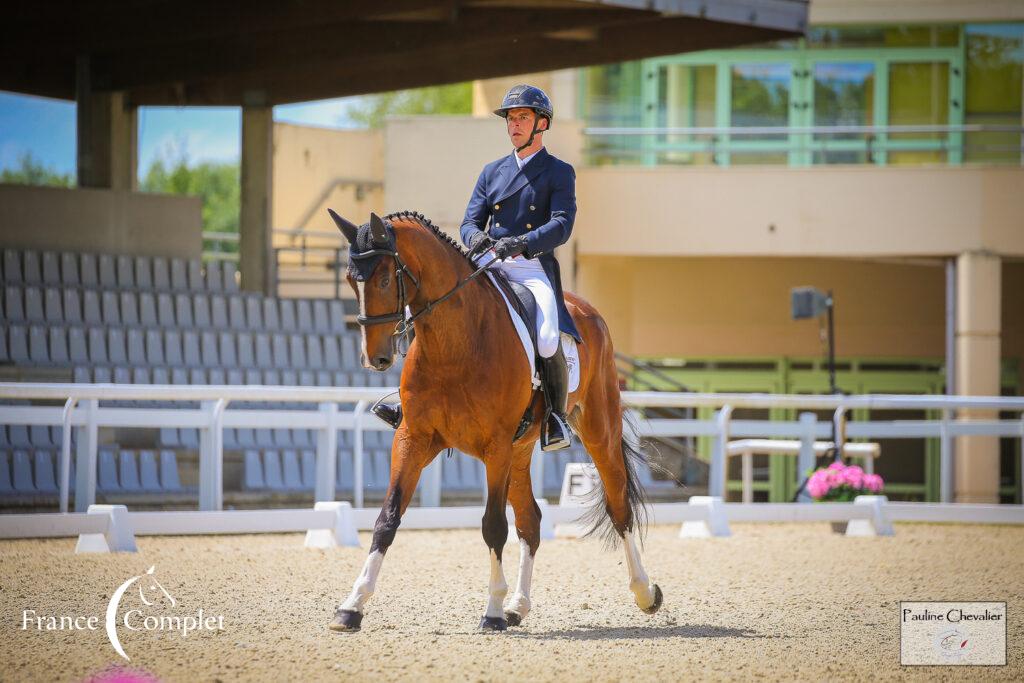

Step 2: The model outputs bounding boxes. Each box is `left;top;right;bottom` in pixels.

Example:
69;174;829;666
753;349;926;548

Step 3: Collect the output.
369;212;389;247
328;208;358;244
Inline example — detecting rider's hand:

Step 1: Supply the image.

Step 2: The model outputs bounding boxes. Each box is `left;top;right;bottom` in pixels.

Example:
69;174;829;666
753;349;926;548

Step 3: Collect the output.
467;231;495;255
493;236;528;260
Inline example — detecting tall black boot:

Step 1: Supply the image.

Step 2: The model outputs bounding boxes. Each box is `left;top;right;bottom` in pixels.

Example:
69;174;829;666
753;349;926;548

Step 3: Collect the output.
539;342;573;451
371;401;403;429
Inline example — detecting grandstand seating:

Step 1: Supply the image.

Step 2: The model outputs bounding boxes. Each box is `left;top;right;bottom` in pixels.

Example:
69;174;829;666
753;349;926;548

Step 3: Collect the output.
1;247;601;505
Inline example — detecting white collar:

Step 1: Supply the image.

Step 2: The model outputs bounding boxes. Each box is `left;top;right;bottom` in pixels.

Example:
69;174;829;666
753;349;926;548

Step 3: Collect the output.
514;148;542;170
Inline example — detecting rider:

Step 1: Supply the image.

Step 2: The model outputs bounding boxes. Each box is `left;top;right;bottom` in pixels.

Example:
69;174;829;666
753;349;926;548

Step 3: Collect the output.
372;84;582;452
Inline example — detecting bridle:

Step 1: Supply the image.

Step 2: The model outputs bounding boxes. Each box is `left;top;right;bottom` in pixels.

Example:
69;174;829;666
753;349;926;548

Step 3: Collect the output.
350;242;497;357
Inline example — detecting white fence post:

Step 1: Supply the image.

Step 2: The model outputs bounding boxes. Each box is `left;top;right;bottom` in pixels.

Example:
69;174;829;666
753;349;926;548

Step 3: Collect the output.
315;402;338;502
75;504;137;553
304;501;360;548
846;495;894;536
797;412;816;503
679;496;731;538
353;401;367;509
199;399;227;511
939;415;952;503
59;397;77;513
709;405;733;499
74;398;98;513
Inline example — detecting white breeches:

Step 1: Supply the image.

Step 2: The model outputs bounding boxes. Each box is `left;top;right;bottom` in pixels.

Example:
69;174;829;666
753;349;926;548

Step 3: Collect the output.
488;254;560;358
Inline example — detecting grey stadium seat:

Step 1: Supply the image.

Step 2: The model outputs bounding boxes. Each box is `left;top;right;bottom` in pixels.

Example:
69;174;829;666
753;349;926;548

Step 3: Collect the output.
116;255;135;289
262;298;280;330
63;288;82;324
271;334;288;369
29;326;49;364
164;330;183;366
12;450;35;492
209;295;227;328
145;330;164;366
98;254;117;288
107;329;127;365
312;300;330;334
0;452;14;494
279;299;296;331
44;287;62;323
42;251;61;285
187;259;203;291
5;285;24;322
170;258;188;290
300;450;317;488
262;451;284;490
135;256;153;290
157;293;175;327
83;290;101;325
3;249;22;282
127;329;146;365
24;286;44;322
182;331;200;367
49;327;69;364
218;332;236;367
69;329;88;364
101;291;120;325
139;292;157;326
97;448;120;492
139;451;161;491
118;450;142;492
8;325;29;364
152;257;170;291
243;450;265;490
282;450;304;490
206;261;222;292
296;300;314;333
159;451;182;491
228;296;246;330
33;451;58;493
176;294;194;328
60;252;80;286
23;250;42;285
200;331;219;367
80;253;98;287
120;292;138;326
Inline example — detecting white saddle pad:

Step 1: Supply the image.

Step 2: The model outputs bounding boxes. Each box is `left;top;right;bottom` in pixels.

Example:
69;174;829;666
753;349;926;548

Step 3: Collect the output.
485;270;581;394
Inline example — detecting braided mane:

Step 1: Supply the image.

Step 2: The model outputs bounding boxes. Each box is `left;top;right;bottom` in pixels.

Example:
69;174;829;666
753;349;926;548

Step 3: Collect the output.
383;210;476;269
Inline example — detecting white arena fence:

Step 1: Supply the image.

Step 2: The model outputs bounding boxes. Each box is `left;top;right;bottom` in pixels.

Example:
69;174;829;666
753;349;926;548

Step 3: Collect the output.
1;383;1023;545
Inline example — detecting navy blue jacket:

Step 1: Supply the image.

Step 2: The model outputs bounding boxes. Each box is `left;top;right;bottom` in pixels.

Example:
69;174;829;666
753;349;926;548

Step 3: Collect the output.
459;147;582;342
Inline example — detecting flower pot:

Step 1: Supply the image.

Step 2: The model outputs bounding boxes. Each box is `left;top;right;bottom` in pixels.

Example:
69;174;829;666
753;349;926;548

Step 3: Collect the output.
830;521;848;534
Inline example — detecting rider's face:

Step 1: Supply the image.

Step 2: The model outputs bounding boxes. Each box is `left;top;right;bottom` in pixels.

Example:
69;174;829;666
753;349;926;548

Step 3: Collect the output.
506;108;546;148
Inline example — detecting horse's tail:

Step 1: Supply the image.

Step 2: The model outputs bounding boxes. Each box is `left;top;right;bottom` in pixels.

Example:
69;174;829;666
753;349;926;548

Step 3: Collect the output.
573;406;650;548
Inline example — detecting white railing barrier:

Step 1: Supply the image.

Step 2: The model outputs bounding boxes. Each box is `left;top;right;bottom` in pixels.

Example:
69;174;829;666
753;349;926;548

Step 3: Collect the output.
2;384;1024;512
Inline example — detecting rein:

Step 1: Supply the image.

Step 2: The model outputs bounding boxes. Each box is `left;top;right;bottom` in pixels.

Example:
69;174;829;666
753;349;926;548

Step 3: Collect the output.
351;244;497;356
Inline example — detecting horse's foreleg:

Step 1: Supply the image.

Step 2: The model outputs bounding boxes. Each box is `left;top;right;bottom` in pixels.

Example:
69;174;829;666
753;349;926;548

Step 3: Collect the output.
479;452;512;631
330;431;432;632
504;444;541;626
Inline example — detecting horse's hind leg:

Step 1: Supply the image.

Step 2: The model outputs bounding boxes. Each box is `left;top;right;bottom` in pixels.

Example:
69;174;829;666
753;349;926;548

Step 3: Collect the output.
505;440;542;626
330;430;436;632
479;447;513;631
576;373;663;615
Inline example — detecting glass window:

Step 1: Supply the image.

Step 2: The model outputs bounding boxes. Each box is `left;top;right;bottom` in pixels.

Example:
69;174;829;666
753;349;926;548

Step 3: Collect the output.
888;62;950;164
813;62;875;164
656;64;716;165
807;25;959;49
965;23;1023;164
581;61;644;165
730;63;791;164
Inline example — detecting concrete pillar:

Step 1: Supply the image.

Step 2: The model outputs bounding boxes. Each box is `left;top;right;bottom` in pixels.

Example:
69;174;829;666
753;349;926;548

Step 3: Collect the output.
954;251;1002;503
239;103;275;295
76;56;137;190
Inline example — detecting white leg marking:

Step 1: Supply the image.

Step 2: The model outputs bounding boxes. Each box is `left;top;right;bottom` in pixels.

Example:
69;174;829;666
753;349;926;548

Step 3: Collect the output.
485;549;509;619
340;550;384;613
622;531;656;610
356;281;369;366
505;538;534;619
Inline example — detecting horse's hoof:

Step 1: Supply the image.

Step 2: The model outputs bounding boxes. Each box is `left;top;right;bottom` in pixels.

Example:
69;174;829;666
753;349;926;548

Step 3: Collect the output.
641;584;663;615
479;616;508;631
329;608;363;632
504;611;523;627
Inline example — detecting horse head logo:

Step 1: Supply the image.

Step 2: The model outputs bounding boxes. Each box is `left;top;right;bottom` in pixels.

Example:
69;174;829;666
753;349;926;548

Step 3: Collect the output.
106;565;175;661
138;566;175;607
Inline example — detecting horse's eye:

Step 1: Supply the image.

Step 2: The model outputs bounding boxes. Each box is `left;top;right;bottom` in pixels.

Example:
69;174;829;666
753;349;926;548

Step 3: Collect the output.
379;274;390;289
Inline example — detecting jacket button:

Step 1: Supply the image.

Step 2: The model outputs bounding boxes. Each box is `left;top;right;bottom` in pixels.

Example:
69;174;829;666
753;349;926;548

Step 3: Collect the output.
526;223;532;229
494;204;500;210
495;222;500;228
530;205;535;211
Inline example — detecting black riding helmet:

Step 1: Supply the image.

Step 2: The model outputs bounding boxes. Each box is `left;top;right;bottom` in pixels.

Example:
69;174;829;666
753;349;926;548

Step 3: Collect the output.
494;84;553;152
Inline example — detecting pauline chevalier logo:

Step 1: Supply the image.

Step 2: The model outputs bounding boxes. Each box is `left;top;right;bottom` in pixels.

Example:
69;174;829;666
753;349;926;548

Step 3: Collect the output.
22;565;225;661
900;601;1005;666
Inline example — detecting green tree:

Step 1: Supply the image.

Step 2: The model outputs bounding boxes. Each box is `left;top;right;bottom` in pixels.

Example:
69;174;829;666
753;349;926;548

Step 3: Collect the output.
345;82;473;128
0;152;74;187
140;152;240;255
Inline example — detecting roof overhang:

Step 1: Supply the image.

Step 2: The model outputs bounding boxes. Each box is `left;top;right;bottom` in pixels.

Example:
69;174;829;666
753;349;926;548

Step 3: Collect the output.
2;0;808;106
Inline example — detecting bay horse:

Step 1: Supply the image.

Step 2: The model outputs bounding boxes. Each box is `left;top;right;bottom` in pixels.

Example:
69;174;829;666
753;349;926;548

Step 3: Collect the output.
328;209;662;632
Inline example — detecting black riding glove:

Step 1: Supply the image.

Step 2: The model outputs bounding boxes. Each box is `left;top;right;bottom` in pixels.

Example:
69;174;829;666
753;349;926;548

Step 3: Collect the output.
493;236;528;260
467;231;495;255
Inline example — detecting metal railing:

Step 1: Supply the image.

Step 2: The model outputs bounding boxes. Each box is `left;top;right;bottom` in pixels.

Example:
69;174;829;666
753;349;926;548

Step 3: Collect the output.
2;384;1022;514
202;231;239;264
273;228;349;297
583;123;1024;166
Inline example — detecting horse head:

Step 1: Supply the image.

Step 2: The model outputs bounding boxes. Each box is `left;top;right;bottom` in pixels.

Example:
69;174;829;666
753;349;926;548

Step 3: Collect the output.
137;565;176;607
328;209;407;371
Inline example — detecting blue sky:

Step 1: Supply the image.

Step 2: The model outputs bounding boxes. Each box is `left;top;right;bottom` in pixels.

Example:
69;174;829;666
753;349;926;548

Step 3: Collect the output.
0;91;365;179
